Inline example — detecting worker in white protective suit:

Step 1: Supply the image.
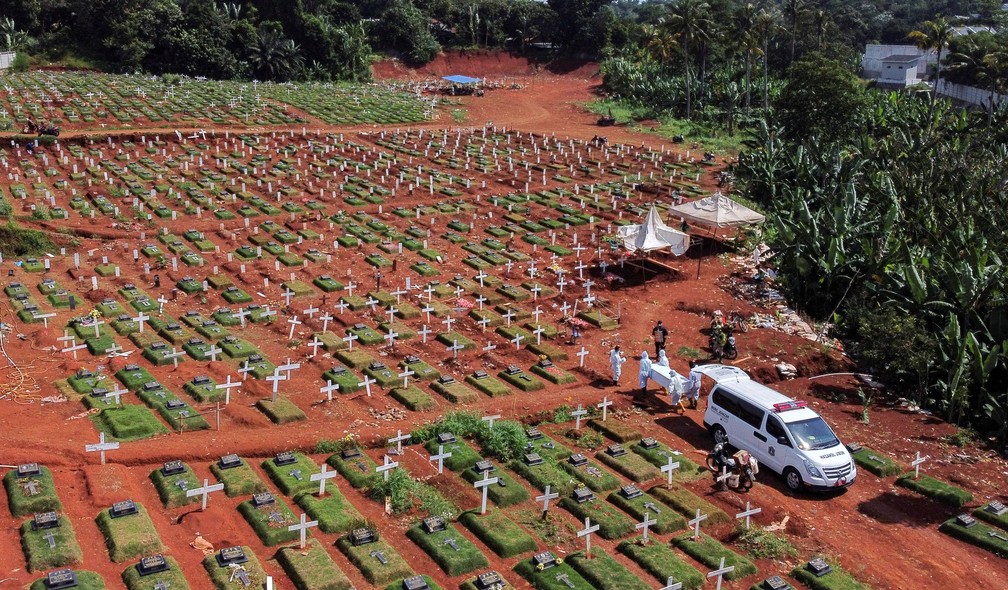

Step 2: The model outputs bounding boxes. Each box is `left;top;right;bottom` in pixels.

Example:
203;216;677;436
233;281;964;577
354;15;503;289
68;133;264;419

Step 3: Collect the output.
639;351;652;393
656;349;670;368
610;346;626;385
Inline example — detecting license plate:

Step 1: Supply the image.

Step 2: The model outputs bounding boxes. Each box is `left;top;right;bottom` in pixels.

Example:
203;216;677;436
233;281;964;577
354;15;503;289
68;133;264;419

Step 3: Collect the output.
835;478;846;486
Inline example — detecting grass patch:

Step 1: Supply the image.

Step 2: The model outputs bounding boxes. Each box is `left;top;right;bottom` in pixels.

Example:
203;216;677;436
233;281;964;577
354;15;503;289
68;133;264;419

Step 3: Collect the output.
513;558;594;590
459;509;537;558
559;459;621;492
296;487;365;534
460;572;512;590
790;558;870;590
202;546;266;590
256;396;307;424
237;496;300;546
20;515;82;571
608;490;686;534
733;526;798;559
391;385;436;411
465;373;513;397
589;419;641;443
597;449;661;482
567;548;652;590
460;467;530;507
4;466;62;517
209;460;268;497
277;539;352;590
671;532;757;580
91;405;170;441
631;442;706;482
424;438;483;472
510;459;576;495
650;486;731;525
974;504;1008;531
498;368;545;391
940;516;1008;558
149;462;200;508
617;540;704;589
531;363;577;384
327;452;378;489
850;446;901;477
30;571;106;590
406;522;490;576
896;473;973;507
262;453;319;496
336;535;413;586
431;379;481;403
559;497;634;539
122;555;190;590
95;503;164;562
385;576;442;590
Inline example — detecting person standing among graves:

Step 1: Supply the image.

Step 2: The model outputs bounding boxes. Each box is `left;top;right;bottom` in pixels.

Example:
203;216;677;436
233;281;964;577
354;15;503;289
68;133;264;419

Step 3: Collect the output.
652;320;668;357
639;351;652;393
687;360;702;409
610;346;626;385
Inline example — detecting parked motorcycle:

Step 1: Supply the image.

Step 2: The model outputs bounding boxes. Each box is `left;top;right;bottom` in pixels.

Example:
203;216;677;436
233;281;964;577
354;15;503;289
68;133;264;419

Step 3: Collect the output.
706;440;758;492
709;324;738;361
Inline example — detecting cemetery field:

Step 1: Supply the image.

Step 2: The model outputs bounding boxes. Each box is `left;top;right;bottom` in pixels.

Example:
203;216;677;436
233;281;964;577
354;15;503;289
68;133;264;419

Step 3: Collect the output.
0;55;1004;590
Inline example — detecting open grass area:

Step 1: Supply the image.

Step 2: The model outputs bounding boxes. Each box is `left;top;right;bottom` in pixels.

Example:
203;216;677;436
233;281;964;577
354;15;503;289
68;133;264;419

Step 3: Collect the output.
4;466;62;517
237;496;300;546
30;571;106;590
95;503;165;562
149;462;200;508
559;497;635;539
336;536;413;586
406;522;490;576
202;546;266;590
617;540;704;589
974;504;1008;531
20;515;82;571
608;490;687;534
790;558;870;590
296;486;365;534
262;453;319;496
459;509;538;558
122;555;190;590
850;446;902;477
940;517;1008;559
896;473;973;507
277;539;353;590
650;486;731;525
596;448;661;482
567;548;652;590
209;460;268;497
671;532;757;580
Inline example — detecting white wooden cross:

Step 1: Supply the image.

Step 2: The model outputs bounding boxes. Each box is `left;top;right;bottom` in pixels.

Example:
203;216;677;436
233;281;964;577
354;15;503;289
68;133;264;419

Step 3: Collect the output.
157;295;168;313
391;287;407;304
282;288;295;307
261;306;278;322
165;347;185;369
204;344;222;362
532;306;543;322
474;470;499;514
186;478;224;511
89;318;105;338
57;331;75;347
475;294;487;310
238;360;253;382
597;397;613;421
557;276;568;293
216;374;240;404
235;307;251;327
429;444;453;475
364;296;379;311
85;432;120;465
571;405;587;430
288;513;319;550
310;463;339;496
577;347;589;368
532;325;545;345
422;305;435;322
335;300;349;315
560;302;571;316
308;337;324;357
303;305;319;319
577;517;600;559
912;451;928;479
447;339;464;358
482;414;501;430
342;333;358;350
388;430;411;455
398;367;414;388
502;309;516;326
735;501;762;530
134;311;149;333
442;316;455;331
359;375;376;396
574;260;588;279
287;315;302;340
266;369;287;403
104;343;124;357
319;313;333;334
424;284;436;300
477;317;490;332
418;325;432;343
660;577;683;590
583;279;595;295
688;509;708;541
483;341;497;353
573;243;587;258
536;485;559;516
62;340;87;360
386;307;398;324
530;284;542;300
475;271;487;287
661;456;681;488
511;333;524;350
384;330;399;349
707;557;735;590
346;282;357;297
376;455;398;481
320;380;339;401
104;385;129;407
636;511;657;543
582;293;596;307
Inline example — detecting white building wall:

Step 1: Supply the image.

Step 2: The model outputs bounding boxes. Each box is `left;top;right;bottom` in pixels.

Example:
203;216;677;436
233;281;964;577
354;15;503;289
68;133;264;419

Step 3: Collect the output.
0;52;16;70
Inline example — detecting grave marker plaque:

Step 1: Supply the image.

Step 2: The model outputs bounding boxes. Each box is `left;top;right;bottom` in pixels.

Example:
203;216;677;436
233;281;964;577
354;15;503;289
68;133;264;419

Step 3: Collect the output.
340;447;362;460
161;460;185;476
805;558;832;577
573;487;595;504
218;454;241;469
32;511;60;530
274;451;296;466
532;552;558;570
422;516;447;534
985;500;1007;516
472;370;489;380
136;554;170;576
17;463;41;478
640;437;659;449
568;453;588;467
165;399;185;410
402;576;429;590
474;459;496;474
437;432;457;445
46;569;78;590
475;571;504;590
526;427;543;440
216;546;248;567
763;576;792;590
955;514;978;528
524;453;544;466
350;527;377;546
620;485;643;500
438;375;456;384
606;444;627;457
252;492;276;507
110;499;138;518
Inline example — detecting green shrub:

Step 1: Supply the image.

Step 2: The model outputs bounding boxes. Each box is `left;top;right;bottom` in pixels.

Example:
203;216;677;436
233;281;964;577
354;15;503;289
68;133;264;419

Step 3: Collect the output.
406;523;489;576
369;468;418;513
0;221;57;256
567;548;651;590
459;509;537;558
617;540;704;589
95;503;165;562
20;516;82;571
277;539;353;590
896;473;973;507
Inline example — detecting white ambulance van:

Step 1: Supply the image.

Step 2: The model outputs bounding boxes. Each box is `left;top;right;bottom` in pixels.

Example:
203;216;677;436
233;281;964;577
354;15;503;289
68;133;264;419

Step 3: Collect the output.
699;365;856;492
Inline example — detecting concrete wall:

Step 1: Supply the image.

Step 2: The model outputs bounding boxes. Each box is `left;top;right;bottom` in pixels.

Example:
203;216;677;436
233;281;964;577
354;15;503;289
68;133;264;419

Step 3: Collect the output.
937;79;1008;108
0;52;16;70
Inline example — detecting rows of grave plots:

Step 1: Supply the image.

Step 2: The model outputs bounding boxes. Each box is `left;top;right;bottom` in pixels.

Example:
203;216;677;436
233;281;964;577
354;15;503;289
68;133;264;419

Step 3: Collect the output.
4;411;831;590
0;125;711;228
0;71;433;130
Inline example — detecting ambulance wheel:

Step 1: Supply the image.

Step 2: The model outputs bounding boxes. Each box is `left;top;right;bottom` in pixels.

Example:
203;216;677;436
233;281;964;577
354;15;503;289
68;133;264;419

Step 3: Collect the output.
784;467;803;493
710;425;727;445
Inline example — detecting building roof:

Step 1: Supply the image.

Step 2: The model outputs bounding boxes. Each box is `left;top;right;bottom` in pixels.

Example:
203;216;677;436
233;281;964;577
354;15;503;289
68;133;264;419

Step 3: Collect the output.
881;54;921;64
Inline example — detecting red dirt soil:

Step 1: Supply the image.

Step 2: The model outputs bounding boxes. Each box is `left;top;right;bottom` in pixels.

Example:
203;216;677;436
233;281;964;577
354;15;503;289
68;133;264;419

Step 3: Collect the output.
0;51;1004;590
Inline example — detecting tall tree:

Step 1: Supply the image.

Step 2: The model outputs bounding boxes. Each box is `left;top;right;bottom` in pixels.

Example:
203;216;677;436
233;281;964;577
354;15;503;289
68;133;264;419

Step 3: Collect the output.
666;0;713;119
783;0;803;66
908;15;954;109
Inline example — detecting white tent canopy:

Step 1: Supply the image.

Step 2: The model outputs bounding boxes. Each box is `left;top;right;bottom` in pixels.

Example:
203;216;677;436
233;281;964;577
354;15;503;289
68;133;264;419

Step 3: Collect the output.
667;192;765;229
617;204;690;255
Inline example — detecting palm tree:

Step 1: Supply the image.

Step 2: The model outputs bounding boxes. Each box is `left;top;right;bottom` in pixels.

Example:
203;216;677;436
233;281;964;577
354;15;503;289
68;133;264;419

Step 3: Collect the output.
908;15;955;108
643;23;678;74
783;0;804;66
812;9;831;50
753;8;778;116
247;24;304;81
735;3;757;112
667;0;714;119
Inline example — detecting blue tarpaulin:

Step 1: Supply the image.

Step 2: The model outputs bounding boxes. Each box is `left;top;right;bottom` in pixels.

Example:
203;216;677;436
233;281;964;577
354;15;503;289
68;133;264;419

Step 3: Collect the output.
442;75;481;84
